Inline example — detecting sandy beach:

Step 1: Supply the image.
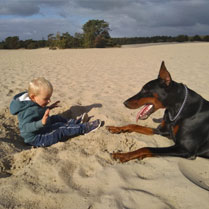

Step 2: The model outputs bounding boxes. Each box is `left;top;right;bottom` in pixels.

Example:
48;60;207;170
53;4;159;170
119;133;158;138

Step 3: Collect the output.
0;43;209;209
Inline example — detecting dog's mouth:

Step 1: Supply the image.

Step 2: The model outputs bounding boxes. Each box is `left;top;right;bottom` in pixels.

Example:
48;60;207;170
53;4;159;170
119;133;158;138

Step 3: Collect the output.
136;104;154;121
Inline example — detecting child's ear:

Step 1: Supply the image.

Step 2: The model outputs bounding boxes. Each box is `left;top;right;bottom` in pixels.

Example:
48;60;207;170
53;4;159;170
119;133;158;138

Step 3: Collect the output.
30;94;35;101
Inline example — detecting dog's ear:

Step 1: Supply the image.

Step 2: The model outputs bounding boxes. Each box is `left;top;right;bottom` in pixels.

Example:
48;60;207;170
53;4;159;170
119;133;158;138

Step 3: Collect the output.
158;61;172;86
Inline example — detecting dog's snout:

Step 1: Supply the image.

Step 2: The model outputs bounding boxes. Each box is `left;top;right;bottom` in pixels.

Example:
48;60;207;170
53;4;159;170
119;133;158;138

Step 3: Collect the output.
124;99;134;109
123;100;129;107
123;98;141;109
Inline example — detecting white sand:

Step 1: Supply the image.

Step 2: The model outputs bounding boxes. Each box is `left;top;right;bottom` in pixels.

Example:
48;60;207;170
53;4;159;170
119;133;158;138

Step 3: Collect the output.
0;43;209;209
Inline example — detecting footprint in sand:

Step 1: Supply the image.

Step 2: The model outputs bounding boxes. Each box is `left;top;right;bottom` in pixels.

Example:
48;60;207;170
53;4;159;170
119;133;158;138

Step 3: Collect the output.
178;157;209;191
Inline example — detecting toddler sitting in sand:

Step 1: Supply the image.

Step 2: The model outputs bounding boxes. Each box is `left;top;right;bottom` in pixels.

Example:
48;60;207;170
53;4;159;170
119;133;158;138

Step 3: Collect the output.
10;77;101;147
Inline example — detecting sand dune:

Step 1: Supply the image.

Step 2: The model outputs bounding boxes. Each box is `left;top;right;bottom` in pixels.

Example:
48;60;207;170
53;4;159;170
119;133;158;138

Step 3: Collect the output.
0;43;209;209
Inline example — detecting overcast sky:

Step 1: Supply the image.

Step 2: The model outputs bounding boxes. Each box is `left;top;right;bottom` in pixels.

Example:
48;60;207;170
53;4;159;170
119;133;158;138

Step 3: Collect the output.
1;0;209;40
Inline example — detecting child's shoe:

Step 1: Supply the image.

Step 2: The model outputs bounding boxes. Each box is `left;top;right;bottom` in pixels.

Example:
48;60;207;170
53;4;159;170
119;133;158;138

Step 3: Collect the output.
84;119;102;134
77;113;89;124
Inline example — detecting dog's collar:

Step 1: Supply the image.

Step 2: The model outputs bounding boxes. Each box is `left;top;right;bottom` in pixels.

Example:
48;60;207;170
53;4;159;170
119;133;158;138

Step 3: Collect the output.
168;84;188;122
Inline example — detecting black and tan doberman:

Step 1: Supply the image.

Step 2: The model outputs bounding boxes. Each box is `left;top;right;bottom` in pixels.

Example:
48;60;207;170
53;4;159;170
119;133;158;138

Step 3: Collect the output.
107;61;209;162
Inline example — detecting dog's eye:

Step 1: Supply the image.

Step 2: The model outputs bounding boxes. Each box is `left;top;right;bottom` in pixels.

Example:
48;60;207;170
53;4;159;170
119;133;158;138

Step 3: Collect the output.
141;89;147;94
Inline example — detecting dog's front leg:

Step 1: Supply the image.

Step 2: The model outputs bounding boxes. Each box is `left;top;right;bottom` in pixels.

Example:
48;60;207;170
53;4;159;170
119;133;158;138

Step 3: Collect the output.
106;124;155;135
111;147;155;163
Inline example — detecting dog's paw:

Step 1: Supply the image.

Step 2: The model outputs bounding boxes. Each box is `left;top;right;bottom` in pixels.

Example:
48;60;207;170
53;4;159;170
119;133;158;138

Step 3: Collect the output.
111;152;130;163
106;126;122;134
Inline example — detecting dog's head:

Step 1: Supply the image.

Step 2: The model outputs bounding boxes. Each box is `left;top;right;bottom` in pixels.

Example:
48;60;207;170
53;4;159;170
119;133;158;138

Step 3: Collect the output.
124;61;173;121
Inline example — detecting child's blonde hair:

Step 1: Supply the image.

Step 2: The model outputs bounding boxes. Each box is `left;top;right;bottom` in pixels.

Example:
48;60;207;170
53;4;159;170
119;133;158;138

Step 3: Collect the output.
28;77;53;96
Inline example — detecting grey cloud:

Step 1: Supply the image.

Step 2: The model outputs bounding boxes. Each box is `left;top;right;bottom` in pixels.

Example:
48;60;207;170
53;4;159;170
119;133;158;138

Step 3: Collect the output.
68;0;209;34
75;0;131;11
151;1;209;27
0;1;40;16
105;0;209;33
0;0;209;40
0;0;69;16
1;0;209;29
0;17;81;40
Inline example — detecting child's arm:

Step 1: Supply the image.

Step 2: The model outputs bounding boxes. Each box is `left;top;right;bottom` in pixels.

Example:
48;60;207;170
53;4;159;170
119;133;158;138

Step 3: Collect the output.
22;120;45;133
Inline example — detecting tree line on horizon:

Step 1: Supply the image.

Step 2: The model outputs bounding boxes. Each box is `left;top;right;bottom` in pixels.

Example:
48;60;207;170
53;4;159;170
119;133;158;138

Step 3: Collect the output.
1;19;209;50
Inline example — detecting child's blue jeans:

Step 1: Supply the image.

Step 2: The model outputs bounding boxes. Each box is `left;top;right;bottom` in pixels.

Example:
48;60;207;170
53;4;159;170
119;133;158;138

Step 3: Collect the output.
29;115;86;147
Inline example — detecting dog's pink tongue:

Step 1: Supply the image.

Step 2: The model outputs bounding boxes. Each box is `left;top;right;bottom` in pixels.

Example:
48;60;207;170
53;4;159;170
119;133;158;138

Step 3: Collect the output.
136;104;153;121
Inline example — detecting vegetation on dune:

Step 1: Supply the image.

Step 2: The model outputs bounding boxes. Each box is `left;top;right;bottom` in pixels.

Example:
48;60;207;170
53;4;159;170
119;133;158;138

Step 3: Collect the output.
0;19;209;50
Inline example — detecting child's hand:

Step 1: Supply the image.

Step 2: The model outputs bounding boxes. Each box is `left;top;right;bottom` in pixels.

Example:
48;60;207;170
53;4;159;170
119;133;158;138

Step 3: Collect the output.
42;109;50;125
48;101;60;110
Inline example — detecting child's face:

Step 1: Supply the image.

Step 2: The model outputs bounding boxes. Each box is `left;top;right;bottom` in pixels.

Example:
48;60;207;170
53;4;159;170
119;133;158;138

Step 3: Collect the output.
31;89;52;107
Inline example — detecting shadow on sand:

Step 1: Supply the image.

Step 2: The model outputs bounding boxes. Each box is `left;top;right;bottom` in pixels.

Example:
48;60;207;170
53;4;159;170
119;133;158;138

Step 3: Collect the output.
60;103;102;119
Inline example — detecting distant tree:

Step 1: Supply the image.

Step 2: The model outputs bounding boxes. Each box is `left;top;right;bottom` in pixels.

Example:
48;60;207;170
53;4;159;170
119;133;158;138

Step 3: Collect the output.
55;32;80;49
191;35;202;42
94;35;106;48
27;41;38;49
82;20;110;48
47;33;56;49
37;39;47;48
60;32;75;48
203;35;209;42
4;36;20;49
0;41;5;49
56;32;65;49
22;39;37;49
74;33;84;48
175;35;189;42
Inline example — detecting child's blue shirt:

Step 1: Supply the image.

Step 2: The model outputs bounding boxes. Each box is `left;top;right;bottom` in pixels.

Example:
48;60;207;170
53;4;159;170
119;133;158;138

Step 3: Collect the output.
10;92;47;143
